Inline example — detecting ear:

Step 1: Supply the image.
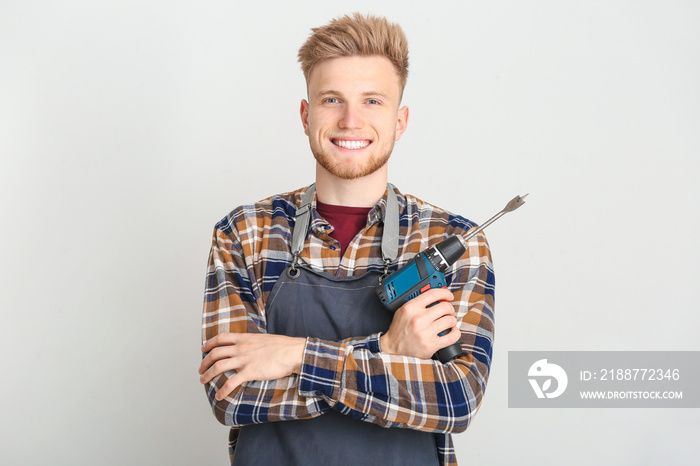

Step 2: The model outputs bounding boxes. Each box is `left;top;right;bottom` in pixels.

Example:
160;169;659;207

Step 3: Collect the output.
300;99;310;136
394;105;409;141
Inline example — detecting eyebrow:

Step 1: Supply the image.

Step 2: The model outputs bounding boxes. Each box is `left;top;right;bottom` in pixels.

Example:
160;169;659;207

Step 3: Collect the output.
316;89;391;100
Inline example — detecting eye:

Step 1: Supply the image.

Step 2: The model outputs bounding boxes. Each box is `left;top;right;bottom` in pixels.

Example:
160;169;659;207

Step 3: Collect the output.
324;97;339;104
366;99;380;105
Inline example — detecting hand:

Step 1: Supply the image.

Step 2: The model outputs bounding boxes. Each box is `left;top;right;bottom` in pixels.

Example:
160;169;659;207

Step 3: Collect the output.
380;288;460;359
199;333;306;401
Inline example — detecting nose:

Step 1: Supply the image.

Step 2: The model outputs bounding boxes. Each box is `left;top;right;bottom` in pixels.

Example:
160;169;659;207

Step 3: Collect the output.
338;103;363;129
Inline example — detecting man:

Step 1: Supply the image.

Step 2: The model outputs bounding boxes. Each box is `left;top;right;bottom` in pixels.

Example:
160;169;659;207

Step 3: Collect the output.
199;13;495;466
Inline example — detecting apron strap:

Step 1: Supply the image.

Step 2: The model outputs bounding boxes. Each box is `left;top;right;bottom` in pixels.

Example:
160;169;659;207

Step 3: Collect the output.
288;183;400;278
382;183;400;265
290;185;316;259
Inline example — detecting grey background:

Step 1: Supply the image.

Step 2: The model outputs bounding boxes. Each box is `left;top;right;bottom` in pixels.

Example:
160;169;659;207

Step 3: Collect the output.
1;1;698;465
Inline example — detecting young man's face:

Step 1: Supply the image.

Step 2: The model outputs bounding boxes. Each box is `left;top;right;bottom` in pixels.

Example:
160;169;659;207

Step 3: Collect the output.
300;56;408;181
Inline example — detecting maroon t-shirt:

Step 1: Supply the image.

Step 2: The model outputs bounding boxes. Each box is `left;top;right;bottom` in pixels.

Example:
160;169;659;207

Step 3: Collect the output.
316;201;372;258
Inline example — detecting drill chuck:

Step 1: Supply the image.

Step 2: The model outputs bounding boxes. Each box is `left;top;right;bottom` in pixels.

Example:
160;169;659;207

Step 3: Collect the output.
435;236;467;270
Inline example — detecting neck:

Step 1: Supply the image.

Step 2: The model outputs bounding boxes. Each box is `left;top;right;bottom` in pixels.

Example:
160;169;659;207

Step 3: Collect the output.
315;163;388;207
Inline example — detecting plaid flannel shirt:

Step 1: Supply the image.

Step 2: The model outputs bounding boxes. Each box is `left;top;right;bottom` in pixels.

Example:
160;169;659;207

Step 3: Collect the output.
202;185;495;466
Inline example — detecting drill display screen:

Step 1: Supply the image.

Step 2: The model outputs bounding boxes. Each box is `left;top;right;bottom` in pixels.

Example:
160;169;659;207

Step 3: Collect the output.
385;263;421;301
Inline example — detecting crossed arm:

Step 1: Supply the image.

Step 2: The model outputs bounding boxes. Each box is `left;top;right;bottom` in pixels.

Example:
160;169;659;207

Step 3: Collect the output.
200;287;459;400
199;225;494;432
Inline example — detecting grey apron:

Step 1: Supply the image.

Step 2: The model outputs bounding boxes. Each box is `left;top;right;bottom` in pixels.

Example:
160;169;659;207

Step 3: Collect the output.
231;185;439;466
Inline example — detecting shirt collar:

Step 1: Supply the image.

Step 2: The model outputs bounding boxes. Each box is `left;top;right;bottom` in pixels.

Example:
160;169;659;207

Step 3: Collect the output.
368;183;406;227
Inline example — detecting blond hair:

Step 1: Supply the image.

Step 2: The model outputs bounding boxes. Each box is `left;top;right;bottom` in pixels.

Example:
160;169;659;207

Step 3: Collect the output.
297;13;409;94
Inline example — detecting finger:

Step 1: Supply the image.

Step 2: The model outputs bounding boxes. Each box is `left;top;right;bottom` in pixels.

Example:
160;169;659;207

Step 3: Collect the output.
425;300;457;321
216;371;246;401
199;345;236;375
436;325;461;346
432;314;458;336
200;354;242;385
201;333;238;353
410;287;454;308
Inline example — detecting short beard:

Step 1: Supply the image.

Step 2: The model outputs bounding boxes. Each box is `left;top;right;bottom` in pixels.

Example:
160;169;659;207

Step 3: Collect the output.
310;142;393;180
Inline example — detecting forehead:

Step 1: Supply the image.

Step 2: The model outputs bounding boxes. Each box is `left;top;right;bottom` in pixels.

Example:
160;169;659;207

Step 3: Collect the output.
307;56;401;100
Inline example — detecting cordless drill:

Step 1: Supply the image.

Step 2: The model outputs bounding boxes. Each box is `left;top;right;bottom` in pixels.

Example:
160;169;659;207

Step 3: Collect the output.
375;194;528;363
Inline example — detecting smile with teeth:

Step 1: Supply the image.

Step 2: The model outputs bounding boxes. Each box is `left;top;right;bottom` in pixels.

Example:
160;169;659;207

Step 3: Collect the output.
332;138;371;150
